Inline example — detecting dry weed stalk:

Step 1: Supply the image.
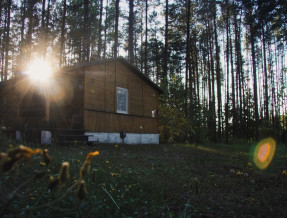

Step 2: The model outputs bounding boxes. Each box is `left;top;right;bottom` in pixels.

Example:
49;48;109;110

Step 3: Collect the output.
0;145;99;215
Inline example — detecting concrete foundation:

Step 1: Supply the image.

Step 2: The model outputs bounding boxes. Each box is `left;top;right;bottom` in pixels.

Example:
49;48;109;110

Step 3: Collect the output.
84;132;159;144
41;130;52;144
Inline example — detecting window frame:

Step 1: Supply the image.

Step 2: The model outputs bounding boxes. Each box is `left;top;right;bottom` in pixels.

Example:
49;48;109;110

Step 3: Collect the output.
116;87;128;114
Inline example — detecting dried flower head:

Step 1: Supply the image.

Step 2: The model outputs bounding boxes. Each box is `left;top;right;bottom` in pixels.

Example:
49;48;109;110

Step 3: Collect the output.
86;151;99;161
1;146;42;173
80;151;99;179
8;145;41;160
59;162;70;185
80;160;90;179
77;180;87;202
0;152;8;162
42;149;51;165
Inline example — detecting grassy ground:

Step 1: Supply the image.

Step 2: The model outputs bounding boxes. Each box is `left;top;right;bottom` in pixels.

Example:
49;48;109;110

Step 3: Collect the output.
0;136;287;217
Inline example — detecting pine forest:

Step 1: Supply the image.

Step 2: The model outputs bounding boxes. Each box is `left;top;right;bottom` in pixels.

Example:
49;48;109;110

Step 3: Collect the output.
0;0;287;144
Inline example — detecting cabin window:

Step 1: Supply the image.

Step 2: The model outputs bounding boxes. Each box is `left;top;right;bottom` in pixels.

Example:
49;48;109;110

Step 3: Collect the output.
117;87;128;114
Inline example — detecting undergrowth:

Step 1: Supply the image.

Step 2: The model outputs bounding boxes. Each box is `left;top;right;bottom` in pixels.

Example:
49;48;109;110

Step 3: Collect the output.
0;132;286;217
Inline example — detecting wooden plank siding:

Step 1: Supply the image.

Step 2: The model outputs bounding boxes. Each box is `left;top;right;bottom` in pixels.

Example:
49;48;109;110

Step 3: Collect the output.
83;59;160;134
129;68;143;116
105;62;116;112
49;72;85;129
85;67;105;110
0;58;161;135
84;110;159;133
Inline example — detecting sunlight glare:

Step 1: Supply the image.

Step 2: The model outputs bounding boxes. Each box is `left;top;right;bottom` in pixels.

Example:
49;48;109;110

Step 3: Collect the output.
26;58;52;82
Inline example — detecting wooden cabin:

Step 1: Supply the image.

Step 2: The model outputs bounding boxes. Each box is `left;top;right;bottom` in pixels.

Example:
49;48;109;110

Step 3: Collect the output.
0;58;162;144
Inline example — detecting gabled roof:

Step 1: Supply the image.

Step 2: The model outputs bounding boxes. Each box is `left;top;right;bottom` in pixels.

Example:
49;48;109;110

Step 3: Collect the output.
1;58;163;94
60;57;163;94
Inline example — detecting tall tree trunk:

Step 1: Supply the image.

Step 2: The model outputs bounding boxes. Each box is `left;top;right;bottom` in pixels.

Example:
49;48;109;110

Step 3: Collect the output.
97;0;103;59
262;25;269;121
44;0;51;56
41;0;46;27
250;24;259;140
155;38;160;83
83;0;90;62
59;0;67;66
41;0;46;56
20;0;26;53
139;5;144;71
4;0;12;80
213;1;222;140
128;0;134;64
194;35;200;106
225;0;230;144
162;0;168;86
0;1;3;80
229;28;235;140
103;0;108;59
26;0;35;63
20;0;26;58
144;0;148;76
207;19;216;142
114;0;119;58
233;2;243;138
185;0;191;114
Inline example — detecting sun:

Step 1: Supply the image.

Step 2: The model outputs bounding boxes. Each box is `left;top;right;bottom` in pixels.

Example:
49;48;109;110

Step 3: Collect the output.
25;58;53;82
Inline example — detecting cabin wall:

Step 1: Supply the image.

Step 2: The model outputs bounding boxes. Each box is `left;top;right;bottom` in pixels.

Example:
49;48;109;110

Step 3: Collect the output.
85;67;105;110
105;62;116;112
50;72;85;129
0;78;48;128
83;60;159;134
84;110;159;133
0;81;20;126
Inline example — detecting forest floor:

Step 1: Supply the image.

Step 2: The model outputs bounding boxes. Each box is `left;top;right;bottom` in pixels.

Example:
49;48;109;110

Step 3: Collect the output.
0;137;287;217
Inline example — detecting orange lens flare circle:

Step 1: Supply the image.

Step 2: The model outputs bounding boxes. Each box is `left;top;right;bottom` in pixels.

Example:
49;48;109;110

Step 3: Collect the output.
252;138;276;170
258;143;270;162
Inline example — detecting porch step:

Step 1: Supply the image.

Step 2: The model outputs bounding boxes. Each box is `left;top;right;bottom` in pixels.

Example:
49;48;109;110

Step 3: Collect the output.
53;128;85;136
52;128;96;145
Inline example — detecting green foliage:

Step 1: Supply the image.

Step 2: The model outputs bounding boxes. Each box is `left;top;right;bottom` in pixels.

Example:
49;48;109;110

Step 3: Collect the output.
159;74;194;143
159;100;193;143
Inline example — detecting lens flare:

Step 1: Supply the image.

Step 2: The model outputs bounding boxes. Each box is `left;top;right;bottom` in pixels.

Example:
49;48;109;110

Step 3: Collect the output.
25;58;52;82
251;138;276;170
